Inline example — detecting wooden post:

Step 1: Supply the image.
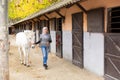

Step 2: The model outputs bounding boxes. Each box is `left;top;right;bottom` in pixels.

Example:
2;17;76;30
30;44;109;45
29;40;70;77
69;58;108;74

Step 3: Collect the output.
0;0;9;80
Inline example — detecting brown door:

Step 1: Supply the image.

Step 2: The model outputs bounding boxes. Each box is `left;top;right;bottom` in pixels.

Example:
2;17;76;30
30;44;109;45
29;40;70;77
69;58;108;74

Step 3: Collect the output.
105;7;120;80
56;18;63;58
105;34;120;80
72;12;83;68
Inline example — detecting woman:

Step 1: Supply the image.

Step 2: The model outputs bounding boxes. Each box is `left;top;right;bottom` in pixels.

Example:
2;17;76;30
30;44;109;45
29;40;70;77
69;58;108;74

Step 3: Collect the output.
35;27;52;69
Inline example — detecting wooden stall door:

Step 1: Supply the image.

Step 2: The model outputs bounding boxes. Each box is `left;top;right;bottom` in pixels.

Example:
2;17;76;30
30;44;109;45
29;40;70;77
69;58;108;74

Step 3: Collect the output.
56;18;63;58
105;34;120;80
105;7;120;80
72;12;83;68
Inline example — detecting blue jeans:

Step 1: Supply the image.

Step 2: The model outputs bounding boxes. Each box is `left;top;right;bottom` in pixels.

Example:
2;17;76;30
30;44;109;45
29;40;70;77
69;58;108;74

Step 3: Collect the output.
41;46;48;65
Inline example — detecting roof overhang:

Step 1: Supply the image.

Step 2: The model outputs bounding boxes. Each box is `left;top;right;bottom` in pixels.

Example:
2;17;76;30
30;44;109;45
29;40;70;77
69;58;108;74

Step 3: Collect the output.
9;0;82;26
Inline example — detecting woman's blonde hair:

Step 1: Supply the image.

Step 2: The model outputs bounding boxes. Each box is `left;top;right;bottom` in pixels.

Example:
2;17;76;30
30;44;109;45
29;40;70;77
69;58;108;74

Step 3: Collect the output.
42;27;48;34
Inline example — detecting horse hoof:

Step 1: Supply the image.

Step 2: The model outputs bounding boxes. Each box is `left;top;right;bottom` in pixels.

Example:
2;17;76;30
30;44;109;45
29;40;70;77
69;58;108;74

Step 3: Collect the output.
24;64;26;66
26;65;30;67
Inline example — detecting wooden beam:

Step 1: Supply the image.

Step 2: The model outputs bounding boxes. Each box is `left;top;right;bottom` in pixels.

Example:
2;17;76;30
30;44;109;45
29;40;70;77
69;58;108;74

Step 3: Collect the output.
37;18;41;22
55;10;65;19
36;17;41;21
66;3;75;8
31;19;36;22
36;18;40;21
76;3;87;13
23;21;26;24
26;20;29;24
29;19;34;23
47;11;53;14
44;14;50;20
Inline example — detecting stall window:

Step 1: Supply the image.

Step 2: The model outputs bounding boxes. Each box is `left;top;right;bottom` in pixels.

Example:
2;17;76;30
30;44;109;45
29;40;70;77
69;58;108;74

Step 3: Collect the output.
50;18;56;31
56;18;62;31
29;22;32;30
41;20;49;27
108;7;120;33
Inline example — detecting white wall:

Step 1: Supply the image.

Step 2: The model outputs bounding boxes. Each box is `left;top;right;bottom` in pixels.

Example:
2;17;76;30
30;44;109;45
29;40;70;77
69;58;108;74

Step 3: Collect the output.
84;32;104;76
63;31;72;61
50;31;56;53
36;30;39;42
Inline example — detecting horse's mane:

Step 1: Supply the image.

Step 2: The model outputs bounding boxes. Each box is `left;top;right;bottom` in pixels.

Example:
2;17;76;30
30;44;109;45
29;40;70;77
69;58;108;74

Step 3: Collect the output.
24;30;34;36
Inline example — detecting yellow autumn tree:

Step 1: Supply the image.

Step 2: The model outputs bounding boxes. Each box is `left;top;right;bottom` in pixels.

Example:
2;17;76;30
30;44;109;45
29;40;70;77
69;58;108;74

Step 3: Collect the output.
8;0;59;20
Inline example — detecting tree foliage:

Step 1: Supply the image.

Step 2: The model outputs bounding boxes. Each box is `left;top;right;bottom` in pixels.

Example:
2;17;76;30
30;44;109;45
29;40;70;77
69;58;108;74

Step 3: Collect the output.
8;0;59;20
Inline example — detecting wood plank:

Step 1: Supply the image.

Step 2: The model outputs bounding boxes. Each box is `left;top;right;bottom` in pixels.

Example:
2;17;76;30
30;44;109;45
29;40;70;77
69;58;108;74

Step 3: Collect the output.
87;8;104;32
72;12;83;68
105;34;120;80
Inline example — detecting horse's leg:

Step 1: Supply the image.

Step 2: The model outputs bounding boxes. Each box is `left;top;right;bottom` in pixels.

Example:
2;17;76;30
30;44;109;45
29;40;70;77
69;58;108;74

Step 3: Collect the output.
22;47;27;66
26;48;30;67
18;46;23;64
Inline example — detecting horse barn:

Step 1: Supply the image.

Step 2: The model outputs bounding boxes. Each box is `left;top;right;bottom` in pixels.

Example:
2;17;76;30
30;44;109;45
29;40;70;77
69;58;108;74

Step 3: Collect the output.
9;0;120;80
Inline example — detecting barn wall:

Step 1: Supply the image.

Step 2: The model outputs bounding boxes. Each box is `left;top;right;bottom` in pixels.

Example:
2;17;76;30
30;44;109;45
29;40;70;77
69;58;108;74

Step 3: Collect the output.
61;5;81;31
48;5;82;61
48;0;120;61
48;12;60;54
60;5;81;61
36;30;39;42
81;0;120;76
84;32;104;76
81;0;120;10
62;31;72;61
59;0;120;76
50;31;56;53
80;0;120;32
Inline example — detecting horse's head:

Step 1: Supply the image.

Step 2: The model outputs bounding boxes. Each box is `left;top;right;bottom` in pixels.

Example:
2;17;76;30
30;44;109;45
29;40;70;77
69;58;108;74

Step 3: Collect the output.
24;30;35;48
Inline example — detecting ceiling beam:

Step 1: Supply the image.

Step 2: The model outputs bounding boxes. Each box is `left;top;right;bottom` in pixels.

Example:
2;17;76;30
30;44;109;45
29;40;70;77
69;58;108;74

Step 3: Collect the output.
66;3;75;8
76;2;87;14
43;14;50;20
55;10;65;19
36;17;41;21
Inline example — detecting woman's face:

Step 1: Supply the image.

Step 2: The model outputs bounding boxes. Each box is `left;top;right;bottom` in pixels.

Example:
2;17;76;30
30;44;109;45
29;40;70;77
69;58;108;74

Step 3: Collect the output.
43;28;48;34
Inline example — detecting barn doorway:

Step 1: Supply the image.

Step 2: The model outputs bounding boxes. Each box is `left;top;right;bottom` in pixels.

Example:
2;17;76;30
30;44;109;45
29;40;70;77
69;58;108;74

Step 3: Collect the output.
72;12;83;68
56;18;63;58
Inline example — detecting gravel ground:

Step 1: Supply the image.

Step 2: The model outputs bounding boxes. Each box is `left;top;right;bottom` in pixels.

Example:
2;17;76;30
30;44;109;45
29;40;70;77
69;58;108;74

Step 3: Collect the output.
9;46;104;80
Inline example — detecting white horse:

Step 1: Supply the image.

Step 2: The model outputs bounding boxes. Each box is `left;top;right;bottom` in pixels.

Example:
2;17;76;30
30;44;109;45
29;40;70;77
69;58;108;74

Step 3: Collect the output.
16;30;35;67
